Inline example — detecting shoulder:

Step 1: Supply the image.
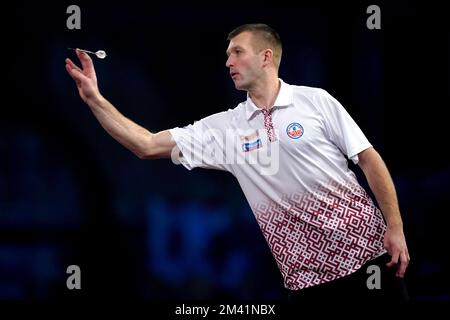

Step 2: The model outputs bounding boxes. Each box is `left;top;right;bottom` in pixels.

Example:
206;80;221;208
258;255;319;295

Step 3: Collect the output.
210;102;244;121
196;103;244;129
290;84;331;101
291;85;343;112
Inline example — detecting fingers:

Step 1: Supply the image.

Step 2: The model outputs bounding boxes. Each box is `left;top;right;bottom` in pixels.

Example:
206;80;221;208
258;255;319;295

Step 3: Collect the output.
65;59;87;83
75;49;95;74
65;63;80;86
396;251;410;278
65;58;82;73
385;250;410;278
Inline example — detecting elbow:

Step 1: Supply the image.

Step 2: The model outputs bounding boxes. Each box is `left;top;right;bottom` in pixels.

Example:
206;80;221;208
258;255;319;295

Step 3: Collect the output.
133;144;154;160
136;151;147;160
135;146;163;160
135;149;155;160
134;134;156;160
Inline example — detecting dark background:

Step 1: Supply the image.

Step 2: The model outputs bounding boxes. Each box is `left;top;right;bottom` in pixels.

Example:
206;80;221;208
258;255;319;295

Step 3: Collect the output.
1;0;449;304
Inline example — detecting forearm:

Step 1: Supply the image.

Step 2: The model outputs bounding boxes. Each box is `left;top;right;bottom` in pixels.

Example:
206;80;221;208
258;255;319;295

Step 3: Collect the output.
359;149;403;228
359;148;410;275
87;95;153;159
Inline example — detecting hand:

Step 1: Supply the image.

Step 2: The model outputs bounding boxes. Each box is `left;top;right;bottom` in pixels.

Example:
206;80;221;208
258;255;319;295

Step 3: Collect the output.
384;224;410;278
65;49;101;104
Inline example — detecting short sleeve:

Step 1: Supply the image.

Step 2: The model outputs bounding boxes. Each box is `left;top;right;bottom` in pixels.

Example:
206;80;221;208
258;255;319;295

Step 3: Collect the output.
315;89;372;164
169;112;231;172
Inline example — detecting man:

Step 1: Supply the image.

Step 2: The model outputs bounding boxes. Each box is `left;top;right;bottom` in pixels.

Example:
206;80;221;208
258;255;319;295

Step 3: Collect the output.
65;23;410;301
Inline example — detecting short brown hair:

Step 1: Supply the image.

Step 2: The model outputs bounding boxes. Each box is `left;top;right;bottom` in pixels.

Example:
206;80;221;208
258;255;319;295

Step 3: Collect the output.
227;23;282;70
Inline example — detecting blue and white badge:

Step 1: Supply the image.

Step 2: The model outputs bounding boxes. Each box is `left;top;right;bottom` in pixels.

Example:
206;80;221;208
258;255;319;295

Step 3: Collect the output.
286;123;304;139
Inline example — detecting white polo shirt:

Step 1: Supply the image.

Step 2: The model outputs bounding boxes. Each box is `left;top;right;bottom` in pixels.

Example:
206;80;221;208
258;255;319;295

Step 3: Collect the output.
169;79;386;291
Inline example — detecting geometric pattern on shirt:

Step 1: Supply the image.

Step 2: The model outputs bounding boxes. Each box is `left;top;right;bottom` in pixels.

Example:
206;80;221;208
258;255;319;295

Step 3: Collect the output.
252;179;386;290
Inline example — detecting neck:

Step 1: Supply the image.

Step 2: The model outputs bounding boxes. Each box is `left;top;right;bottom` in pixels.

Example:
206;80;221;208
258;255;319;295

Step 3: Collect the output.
248;75;280;110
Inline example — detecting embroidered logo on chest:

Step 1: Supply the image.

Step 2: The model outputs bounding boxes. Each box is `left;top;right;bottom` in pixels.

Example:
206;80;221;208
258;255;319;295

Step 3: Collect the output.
286;122;304;139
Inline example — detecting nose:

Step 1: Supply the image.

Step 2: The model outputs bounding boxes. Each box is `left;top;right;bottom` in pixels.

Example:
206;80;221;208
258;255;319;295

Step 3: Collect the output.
225;56;233;68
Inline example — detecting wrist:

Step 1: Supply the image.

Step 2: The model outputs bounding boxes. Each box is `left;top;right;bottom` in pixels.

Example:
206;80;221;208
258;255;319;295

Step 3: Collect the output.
386;220;403;230
87;93;106;109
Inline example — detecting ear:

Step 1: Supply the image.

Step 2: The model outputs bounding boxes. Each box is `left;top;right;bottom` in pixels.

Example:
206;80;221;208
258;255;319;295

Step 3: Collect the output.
262;49;273;67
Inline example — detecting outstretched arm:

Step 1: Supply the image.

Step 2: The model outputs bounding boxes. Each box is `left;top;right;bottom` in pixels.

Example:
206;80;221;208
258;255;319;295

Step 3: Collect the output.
65;49;176;159
357;147;410;277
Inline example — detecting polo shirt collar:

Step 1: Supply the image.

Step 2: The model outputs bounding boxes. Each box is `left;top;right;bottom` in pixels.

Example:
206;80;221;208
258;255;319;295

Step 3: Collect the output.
245;79;294;121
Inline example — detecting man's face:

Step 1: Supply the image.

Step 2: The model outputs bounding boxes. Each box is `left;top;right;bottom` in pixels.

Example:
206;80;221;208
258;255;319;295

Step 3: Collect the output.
226;32;264;91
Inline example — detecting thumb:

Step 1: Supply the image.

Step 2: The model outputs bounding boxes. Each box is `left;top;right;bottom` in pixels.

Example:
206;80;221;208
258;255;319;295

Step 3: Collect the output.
386;252;399;268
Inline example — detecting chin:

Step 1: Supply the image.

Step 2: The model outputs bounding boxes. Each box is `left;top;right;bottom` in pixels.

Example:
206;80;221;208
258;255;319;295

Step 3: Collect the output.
234;81;248;91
